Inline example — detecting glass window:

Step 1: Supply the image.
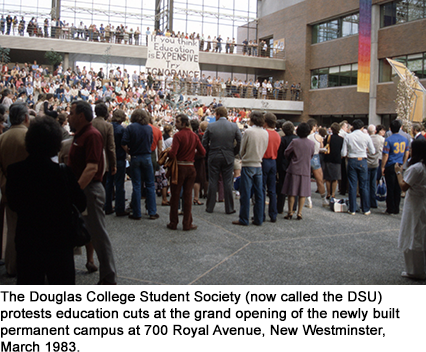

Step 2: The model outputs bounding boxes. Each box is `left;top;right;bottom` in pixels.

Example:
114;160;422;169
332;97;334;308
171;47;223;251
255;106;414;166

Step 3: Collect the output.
352;13;359;35
394;56;407;66
342;14;359;37
313;22;328;44
407;0;425;21
350;63;358;85
379;59;393;82
318;68;329;89
312;13;358;44
311;64;359;89
339;64;352;86
341;18;352;37
326;19;339;41
396;1;409;24
328;66;340;87
381;2;397;27
311;70;319;89
407;53;424;78
380;0;426;27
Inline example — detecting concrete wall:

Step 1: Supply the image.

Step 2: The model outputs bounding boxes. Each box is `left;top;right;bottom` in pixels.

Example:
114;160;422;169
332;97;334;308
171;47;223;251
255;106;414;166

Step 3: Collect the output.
187;95;303;115
255;0;426;121
310;35;359;69
308;86;369;116
258;0;305;18
378;19;426;59
257;1;310;118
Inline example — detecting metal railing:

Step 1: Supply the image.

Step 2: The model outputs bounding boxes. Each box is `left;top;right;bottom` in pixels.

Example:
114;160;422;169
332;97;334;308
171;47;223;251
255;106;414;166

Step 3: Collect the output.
1;26;285;59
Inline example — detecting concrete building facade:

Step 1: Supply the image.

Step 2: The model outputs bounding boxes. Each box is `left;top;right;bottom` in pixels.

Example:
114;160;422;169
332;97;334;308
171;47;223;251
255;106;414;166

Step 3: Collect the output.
249;0;426;125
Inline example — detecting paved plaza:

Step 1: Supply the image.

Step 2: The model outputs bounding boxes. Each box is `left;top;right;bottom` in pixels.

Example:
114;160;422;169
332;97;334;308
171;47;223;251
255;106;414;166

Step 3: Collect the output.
1;181;424;286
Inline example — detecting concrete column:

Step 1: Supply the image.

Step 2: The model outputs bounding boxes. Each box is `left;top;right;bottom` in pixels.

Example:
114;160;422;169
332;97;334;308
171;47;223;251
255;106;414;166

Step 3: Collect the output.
155;0;161;30
63;53;69;70
168;0;173;31
369;4;380;125
51;0;61;20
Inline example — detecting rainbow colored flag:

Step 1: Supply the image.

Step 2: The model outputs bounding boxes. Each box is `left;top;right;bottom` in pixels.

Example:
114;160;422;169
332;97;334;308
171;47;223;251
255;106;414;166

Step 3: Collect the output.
357;0;372;93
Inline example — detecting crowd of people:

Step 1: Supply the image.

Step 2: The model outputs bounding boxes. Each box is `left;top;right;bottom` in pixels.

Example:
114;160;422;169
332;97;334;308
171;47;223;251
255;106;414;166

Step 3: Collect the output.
0;60;301;130
1;14;279;57
1;68;426;284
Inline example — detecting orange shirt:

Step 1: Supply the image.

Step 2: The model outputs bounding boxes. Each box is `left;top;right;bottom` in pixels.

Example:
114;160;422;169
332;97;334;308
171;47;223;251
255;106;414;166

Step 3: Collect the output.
263;129;281;159
150;124;162;151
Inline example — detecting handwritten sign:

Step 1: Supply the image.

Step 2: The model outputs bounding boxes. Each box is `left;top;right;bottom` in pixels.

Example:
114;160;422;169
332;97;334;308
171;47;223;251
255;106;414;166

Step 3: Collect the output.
146;36;200;77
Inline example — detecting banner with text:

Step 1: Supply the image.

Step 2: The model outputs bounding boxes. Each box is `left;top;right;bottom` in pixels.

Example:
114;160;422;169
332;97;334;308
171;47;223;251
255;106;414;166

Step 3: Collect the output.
146;36;200;78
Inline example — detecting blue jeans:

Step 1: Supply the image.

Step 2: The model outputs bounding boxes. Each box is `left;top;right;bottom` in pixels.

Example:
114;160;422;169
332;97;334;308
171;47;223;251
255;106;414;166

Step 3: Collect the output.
368;167;378;208
347;158;369;213
105;159;126;213
130;154;157;217
239;167;264;225
262;159;277;221
273;89;280;99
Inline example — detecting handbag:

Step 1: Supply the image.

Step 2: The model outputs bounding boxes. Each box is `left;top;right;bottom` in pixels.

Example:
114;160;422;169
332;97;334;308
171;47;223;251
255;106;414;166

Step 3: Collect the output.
324;135;331;155
376;176;387;202
59;164;91;247
329;198;348;213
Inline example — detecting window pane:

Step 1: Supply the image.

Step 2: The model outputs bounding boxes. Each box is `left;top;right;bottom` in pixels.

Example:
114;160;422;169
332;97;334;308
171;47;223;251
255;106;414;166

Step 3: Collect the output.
394;56;407;65
311;72;319;89
328;66;339;87
342;14;358;37
381;2;397;27
340;65;352;86
312;24;319;43
407;0;425;21
423;56;426;78
350;65;358;85
342;18;352;37
316;23;328;43
407;54;423;78
379;59;391;82
352;13;359;34
326;19;339;40
396;1;409;24
319;74;328;88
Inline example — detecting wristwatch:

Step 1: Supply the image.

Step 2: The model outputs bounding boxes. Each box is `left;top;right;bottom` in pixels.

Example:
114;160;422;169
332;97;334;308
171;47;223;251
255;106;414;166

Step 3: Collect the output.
396;171;401;175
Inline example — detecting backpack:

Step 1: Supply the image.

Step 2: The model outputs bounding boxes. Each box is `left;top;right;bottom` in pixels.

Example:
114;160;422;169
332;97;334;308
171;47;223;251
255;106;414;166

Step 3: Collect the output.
376;176;387;201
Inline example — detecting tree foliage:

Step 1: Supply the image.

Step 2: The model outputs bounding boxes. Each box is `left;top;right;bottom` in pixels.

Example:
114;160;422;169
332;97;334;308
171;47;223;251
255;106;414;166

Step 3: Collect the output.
45;49;63;69
0;46;10;67
395;69;417;129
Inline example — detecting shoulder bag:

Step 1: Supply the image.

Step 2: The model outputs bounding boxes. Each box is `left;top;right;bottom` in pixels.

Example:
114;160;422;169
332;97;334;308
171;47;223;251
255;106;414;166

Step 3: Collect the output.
59;163;91;247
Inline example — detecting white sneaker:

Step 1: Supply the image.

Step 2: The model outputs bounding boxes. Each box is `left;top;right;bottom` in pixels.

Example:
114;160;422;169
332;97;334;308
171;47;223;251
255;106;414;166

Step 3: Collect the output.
305;197;312;208
364;211;371;216
322;198;329;207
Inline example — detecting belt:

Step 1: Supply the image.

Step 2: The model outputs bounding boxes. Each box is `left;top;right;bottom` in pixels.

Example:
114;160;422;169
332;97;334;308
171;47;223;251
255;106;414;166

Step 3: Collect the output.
177;161;194;165
349;157;365;161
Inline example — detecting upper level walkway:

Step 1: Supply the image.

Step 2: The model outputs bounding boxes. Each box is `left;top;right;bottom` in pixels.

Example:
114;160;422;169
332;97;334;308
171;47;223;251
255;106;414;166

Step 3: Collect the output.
0;35;286;73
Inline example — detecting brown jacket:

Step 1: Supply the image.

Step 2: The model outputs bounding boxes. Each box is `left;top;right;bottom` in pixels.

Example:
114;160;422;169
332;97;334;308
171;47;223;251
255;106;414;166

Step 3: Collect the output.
158;149;178;185
0;124;29;202
91;117;116;171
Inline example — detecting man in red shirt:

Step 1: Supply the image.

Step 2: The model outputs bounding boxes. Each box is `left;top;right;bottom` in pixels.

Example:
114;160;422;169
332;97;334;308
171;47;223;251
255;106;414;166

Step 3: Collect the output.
167;114;206;231
68;100;117;284
262;113;281;222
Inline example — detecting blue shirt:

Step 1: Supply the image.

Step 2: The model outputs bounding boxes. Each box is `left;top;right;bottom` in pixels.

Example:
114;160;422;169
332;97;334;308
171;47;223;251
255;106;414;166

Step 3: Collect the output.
113;122;127;161
383;133;408;166
206;116;216;124
121;123;153;156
